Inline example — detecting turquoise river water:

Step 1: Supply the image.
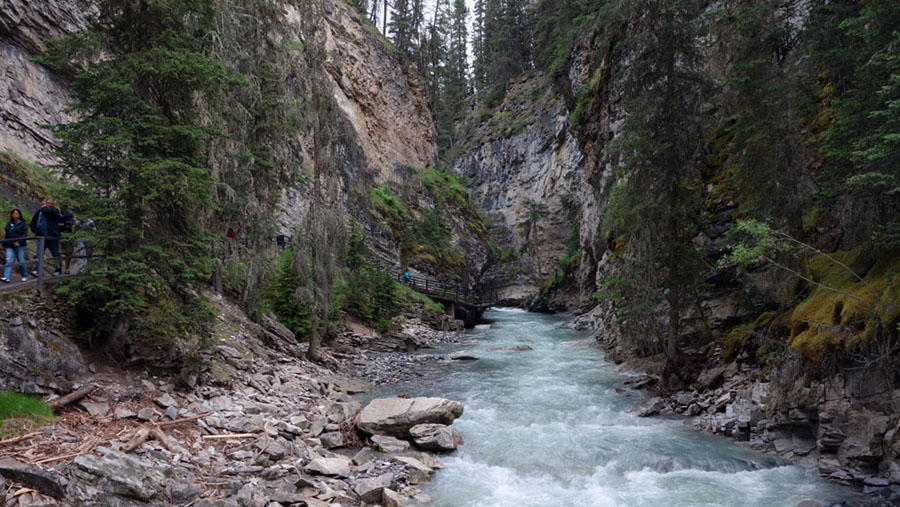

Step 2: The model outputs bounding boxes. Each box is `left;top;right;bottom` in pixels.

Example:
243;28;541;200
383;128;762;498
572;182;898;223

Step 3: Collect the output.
375;308;864;507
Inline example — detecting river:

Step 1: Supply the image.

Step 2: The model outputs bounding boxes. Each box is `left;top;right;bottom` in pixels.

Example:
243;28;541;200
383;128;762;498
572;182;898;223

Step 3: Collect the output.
375;308;863;507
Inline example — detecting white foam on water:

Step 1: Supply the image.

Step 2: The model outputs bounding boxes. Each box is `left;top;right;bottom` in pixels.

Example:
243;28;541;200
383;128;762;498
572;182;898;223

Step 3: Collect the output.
380;310;862;506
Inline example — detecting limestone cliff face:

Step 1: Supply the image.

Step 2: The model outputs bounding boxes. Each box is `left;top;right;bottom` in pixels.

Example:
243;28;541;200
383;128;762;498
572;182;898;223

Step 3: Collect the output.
319;1;437;180
451;76;586;304
276;0;437;235
0;0;91;164
0;0;440;266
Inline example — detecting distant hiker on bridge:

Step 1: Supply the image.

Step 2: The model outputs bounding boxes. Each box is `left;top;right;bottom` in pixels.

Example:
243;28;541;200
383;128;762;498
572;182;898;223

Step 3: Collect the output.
30;198;63;276
403;271;411;284
1;209;28;283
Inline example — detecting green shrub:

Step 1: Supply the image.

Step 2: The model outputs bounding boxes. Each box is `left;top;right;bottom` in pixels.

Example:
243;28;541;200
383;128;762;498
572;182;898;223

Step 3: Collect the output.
267;249;311;340
396;282;444;316
334;261;399;332
483;86;507;108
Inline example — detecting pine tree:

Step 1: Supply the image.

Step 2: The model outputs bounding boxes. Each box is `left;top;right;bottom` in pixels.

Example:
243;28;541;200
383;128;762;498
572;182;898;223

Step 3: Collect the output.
602;0;711;386
472;0;487;90
712;1;807;231
444;0;469;125
390;0;414;54
40;0;227;355
811;0;900;244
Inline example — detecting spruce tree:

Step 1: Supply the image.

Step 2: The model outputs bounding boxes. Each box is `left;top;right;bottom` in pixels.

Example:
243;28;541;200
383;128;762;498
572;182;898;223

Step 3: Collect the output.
40;0;228;355
602;0;711;385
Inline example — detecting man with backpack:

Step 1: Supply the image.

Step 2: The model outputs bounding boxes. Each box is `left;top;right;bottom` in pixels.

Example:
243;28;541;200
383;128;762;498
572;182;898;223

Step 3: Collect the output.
30;198;63;276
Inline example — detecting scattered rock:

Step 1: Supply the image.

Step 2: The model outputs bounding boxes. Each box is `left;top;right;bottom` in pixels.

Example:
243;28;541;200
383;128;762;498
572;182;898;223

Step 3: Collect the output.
371;435;410;453
382;487;407;507
673;392;694;406
0;458;68;499
409;424;463;452
637;397;666;417
153;393;178;408
164;406;178;421
304;457;351;477
353;473;392;503
390;456;433;475
69;448;167;502
168;482;201;504
357;397;464;437
79;401;110;418
319;431;344;449
113;407;136;419
137;407;157;422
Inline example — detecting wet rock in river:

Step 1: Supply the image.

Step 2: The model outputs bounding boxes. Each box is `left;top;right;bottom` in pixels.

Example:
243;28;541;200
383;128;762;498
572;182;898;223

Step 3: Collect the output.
409;423;463;452
357;397;464;437
637;397;667;417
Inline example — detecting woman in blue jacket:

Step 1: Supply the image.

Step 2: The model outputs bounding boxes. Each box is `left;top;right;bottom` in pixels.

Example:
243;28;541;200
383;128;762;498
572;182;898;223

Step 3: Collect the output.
2;209;28;282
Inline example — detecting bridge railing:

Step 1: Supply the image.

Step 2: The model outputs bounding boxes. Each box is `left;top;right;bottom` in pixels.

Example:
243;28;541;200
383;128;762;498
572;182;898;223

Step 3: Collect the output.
0;236;101;294
396;271;500;306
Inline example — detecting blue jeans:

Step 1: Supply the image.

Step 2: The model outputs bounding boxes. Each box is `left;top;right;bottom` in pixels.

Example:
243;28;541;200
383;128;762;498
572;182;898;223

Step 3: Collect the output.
5;246;27;279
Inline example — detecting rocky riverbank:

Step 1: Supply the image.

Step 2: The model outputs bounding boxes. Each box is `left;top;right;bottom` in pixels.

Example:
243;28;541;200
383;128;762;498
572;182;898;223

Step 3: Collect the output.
610;341;900;505
0;294;468;506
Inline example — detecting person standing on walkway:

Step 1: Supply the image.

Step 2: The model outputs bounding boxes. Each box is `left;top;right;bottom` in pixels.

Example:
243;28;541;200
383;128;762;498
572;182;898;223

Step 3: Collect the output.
29;198;63;276
1;209;28;283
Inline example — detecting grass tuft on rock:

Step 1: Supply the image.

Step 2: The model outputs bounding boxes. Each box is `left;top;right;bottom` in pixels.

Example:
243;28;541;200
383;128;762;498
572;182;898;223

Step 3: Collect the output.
0;392;56;439
0;392;55;421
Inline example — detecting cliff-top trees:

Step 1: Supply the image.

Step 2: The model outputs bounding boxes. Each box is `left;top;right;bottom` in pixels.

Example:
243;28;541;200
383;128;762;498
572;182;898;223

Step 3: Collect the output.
39;0;228;357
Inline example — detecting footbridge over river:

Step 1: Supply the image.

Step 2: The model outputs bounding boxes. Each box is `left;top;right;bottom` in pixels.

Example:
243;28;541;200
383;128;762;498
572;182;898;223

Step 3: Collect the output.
395;272;506;326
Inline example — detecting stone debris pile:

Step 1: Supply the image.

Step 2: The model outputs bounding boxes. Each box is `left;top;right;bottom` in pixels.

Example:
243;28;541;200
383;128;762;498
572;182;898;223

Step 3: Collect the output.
0;302;467;506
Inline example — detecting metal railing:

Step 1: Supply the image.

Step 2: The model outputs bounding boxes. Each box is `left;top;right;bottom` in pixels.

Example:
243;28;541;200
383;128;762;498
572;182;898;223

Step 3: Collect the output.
0;236;99;294
396;271;501;307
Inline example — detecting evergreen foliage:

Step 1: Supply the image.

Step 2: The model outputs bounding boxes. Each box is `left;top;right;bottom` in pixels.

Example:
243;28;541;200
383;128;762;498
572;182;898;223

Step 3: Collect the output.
601;0;711;379
809;0;900;244
38;0;228;356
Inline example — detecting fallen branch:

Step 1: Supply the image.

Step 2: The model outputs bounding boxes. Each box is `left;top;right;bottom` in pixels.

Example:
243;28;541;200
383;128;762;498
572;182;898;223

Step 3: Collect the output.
201;433;257;440
12;487;36;498
49;385;96;409
154;412;211;428
122;425;152;453
148;427;175;452
0;432;41;446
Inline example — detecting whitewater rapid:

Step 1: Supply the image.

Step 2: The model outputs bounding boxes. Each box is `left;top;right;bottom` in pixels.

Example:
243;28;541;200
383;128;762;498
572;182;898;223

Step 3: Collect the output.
376;308;862;507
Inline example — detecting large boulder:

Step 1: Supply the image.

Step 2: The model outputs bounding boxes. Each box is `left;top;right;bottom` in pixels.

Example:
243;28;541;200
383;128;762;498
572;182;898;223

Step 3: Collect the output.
409;424;463;452
357;397;463;437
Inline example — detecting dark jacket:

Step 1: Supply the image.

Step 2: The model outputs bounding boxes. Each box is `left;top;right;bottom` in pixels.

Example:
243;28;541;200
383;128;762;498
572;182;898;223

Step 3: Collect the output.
3;219;26;248
30;206;62;238
60;212;74;235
